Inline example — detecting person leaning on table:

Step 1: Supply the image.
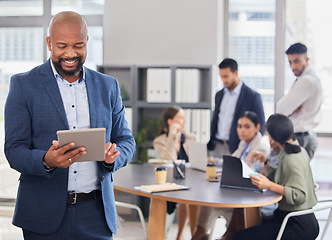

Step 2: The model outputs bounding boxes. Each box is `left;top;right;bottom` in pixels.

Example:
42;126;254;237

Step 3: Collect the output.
153;105;195;240
232;113;319;240
4;11;135;240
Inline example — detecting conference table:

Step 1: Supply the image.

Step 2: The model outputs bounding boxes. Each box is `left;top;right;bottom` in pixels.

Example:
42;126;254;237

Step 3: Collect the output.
113;163;282;240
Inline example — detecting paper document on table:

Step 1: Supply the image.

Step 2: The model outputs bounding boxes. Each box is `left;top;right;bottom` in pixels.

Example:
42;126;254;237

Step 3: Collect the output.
147;159;173;164
134;182;189;193
241;160;255;178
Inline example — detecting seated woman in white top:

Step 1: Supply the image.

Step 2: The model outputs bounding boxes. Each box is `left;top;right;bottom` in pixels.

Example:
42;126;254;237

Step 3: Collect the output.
192;111;270;240
153;105;195;240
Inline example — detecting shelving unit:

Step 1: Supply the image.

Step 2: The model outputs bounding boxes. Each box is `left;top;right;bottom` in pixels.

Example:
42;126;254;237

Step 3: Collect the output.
97;65;213;163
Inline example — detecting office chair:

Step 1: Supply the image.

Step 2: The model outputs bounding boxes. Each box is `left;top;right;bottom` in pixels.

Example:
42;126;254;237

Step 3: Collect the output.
276;200;332;240
115;201;148;239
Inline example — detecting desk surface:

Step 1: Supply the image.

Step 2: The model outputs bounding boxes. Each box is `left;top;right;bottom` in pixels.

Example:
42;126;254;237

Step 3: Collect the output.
113;163;282;208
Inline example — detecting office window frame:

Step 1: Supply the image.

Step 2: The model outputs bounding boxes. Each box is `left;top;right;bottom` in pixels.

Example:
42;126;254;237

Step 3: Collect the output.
0;0;104;198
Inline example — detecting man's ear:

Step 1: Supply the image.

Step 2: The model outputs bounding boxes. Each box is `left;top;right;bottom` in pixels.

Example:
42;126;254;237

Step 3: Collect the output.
46;36;52;51
234;70;239;77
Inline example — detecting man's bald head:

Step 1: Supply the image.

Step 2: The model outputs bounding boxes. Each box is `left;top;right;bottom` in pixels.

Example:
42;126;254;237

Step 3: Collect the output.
48;11;88;37
46;11;89;82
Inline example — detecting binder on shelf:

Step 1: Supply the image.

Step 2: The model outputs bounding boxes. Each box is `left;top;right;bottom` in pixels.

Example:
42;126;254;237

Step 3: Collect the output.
175;69;183;102
175;69;200;103
220;155;263;192
200;109;211;144
146;68;171;103
190;109;201;142
161;69;171;102
146;68;157;102
183;109;192;135
188;69;200;103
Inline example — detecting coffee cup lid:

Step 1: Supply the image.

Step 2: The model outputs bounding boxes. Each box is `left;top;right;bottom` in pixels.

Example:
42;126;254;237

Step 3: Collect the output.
155;166;166;171
207;162;216;167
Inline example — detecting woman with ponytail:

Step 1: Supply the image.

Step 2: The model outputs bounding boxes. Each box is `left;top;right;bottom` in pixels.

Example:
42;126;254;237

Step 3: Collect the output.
233;114;319;240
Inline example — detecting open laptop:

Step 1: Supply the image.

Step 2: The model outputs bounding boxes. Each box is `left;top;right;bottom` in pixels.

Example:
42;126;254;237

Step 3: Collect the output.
186;140;208;172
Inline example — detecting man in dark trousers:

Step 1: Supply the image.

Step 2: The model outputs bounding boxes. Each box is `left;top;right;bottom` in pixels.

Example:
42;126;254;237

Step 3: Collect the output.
5;11;135;240
192;58;265;240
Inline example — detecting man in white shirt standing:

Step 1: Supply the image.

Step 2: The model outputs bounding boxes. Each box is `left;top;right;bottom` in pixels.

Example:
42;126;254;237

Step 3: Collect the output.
277;43;322;160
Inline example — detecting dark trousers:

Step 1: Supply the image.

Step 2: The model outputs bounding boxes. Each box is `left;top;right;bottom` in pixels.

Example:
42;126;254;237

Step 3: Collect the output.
23;194;113;240
295;132;318;160
232;208;319;240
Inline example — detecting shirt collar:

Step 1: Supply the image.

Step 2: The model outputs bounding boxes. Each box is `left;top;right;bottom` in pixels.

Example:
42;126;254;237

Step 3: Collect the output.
225;81;243;95
50;59;85;84
241;131;257;151
300;65;312;76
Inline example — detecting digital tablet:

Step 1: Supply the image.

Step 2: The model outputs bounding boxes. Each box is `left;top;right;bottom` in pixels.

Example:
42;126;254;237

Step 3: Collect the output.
57;128;106;162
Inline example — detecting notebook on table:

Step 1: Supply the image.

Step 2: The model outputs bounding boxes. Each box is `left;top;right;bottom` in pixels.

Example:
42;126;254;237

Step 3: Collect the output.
220;155;263;192
134;182;189;193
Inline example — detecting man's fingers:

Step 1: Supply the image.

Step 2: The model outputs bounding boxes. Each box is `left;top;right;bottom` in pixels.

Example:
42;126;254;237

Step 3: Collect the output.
106;143;117;154
62;149;87;167
57;142;75;155
52;140;59;149
110;143;117;152
107;150;120;157
64;147;86;160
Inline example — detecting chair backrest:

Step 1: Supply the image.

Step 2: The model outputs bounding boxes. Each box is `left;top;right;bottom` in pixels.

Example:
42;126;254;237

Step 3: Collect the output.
276;200;332;240
115;201;147;239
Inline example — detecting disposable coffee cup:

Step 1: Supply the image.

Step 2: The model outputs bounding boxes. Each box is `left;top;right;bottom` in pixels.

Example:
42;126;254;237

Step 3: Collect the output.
155;167;167;184
206;163;217;179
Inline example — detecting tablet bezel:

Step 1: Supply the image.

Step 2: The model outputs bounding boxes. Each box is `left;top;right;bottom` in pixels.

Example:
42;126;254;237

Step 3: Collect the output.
57;128;106;162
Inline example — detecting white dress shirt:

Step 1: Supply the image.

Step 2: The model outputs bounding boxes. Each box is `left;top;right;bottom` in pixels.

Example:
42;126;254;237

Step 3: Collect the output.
51;62;100;193
276;65;322;133
216;81;243;140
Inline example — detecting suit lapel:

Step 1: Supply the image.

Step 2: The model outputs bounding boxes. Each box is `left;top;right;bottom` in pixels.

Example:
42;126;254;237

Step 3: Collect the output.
215;89;225;115
234;83;246;117
85;69;98;128
40;60;69;129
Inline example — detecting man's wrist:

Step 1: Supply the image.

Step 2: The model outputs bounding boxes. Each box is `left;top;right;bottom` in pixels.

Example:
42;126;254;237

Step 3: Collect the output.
42;158;54;171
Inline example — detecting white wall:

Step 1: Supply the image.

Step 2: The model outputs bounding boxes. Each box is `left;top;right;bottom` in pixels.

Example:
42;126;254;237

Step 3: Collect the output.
104;0;223;66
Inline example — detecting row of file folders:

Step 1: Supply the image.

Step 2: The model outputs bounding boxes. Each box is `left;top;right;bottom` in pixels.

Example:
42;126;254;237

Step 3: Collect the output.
124;108;211;144
146;68;201;103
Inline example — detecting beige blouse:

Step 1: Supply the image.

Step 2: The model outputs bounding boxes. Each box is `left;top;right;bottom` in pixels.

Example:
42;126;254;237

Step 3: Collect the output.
152;132;196;160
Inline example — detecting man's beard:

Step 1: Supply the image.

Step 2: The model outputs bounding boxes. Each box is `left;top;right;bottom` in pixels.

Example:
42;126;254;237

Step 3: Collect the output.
53;57;83;77
293;65;306;77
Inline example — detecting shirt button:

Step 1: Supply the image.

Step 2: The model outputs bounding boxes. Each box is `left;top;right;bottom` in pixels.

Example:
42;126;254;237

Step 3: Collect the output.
69;84;72;87
74;171;77;174
73;126;76;129
72;105;75;108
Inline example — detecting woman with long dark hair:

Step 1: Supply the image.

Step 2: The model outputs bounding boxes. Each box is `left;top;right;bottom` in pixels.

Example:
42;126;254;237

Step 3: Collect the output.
233;113;319;240
153;105;195;240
